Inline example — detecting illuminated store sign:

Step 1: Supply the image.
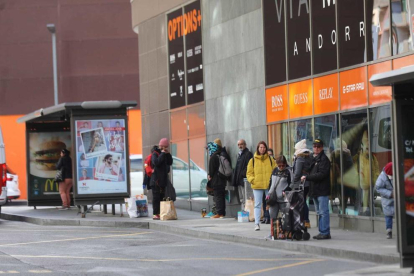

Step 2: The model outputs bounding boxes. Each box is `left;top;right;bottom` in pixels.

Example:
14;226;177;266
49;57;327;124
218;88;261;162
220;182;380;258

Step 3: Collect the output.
289;79;313;119
313;73;339;115
340;67;368;110
266;85;288;123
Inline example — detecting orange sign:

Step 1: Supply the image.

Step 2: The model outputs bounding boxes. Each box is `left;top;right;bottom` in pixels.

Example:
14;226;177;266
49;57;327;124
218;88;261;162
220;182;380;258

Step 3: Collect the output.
289;80;313;119
313;73;339;115
340;67;368;110
393;54;414;70
266;85;288;123
368;61;392;105
168;9;202;41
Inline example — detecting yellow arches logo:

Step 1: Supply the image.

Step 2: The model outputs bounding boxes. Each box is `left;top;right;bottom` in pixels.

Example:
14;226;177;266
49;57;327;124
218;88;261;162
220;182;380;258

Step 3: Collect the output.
44;179;58;192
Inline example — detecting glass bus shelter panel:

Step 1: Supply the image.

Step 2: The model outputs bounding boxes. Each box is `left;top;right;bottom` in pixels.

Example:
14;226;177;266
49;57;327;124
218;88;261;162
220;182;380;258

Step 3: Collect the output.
189;137;207;200
370;105;393;217
315;115;342;214
341;111;371;216
171;140;190;199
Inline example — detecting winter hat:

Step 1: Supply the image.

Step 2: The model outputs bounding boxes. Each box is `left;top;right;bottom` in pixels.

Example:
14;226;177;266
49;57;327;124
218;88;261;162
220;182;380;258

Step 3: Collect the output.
294;139;307;150
384;162;393;176
214;138;222;147
159;138;169;148
207;142;219;156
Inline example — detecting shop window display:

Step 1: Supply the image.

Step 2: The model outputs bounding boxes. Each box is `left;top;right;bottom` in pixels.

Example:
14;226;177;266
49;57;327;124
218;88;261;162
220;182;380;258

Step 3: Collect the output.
391;0;414;56
370;106;392;217
341;111;375;216
315;115;341;214
268;123;289;163
289;119;313;165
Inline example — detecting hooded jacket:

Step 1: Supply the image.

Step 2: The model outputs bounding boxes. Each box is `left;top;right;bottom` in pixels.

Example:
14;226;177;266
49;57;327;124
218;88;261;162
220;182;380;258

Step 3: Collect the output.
232;148;253;187
375;170;394;217
292;152;312;187
151;148;173;188
246;153;276;190
307;150;331;197
268;166;292;203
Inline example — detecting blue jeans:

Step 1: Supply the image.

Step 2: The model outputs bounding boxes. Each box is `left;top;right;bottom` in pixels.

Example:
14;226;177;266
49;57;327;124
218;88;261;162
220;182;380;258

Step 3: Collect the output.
385;216;393;230
313;196;330;235
253;189;268;225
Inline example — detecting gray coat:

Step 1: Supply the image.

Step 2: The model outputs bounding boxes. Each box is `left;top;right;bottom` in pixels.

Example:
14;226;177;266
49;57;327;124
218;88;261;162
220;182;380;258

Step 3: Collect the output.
268;167;292;203
293;152;312;187
375;170;394;217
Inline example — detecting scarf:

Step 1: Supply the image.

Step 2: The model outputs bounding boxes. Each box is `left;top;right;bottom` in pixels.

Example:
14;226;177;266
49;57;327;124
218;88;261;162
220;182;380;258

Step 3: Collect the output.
207;142;218;156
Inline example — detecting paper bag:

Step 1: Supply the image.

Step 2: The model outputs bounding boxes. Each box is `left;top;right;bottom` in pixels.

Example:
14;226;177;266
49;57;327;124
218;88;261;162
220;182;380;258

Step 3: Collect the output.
244;198;255;222
160;200;177;221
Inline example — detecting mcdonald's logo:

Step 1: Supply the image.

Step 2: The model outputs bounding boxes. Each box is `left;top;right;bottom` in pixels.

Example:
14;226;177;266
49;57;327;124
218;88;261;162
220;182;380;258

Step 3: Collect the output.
44;179;59;192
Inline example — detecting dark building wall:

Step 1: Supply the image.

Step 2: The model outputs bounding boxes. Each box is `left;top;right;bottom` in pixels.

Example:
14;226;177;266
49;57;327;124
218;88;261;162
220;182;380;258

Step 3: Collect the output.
0;0;139;115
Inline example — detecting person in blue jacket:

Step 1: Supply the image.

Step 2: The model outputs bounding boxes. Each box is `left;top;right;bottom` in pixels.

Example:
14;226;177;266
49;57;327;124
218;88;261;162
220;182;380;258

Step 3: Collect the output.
375;162;394;239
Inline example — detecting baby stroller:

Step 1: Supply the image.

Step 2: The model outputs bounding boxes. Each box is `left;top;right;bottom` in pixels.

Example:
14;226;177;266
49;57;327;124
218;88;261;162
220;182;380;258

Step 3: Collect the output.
280;182;310;241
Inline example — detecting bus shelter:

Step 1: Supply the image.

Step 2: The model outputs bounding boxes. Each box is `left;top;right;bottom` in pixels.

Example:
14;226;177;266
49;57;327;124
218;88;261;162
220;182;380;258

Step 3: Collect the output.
18;101;137;210
371;66;414;271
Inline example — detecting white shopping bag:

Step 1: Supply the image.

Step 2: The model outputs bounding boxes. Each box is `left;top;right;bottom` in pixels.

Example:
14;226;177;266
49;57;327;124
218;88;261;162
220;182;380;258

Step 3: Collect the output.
125;197;138;218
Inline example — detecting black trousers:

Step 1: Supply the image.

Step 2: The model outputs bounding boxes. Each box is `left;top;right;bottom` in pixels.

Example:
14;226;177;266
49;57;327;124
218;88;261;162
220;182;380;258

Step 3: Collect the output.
214;187;226;216
152;185;165;216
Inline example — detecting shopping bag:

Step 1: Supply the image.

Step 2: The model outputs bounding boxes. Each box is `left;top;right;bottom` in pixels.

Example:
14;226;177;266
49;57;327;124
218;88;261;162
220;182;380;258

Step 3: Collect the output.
160;200;177;220
238;211;249;223
244;198;255;222
135;195;148;217
125;197;138;218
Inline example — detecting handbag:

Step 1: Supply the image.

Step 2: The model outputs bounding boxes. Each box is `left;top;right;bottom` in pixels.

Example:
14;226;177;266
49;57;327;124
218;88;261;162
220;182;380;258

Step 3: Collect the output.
266;177;282;206
54;169;63;183
165;179;176;201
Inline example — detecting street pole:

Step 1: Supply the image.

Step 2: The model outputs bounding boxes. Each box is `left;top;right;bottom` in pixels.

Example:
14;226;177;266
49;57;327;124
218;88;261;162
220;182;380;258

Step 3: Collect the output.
46;24;58;105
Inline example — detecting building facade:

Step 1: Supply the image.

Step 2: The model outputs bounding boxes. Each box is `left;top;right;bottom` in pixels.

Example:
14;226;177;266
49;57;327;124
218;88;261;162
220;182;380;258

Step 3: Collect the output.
131;0;414;232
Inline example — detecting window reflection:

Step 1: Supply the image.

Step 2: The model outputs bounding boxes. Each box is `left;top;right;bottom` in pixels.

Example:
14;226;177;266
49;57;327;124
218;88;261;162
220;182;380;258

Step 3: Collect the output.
367;0;391;61
189;137;208;199
391;0;414;55
370;106;392;217
268;123;289;164
171;141;190;199
290;119;313;165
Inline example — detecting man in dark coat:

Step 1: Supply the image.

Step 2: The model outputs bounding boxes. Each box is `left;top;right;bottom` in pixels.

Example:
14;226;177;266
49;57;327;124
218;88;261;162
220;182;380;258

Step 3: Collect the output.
302;139;331;240
151;138;173;220
208;140;226;219
232;139;253;210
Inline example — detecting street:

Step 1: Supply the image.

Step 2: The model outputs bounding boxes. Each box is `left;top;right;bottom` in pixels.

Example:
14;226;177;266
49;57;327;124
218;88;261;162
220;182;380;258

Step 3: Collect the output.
0;219;375;276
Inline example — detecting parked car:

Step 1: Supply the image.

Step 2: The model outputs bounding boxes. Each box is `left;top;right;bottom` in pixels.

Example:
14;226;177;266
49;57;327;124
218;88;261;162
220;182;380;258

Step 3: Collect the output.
172;156;208;197
0;125;7;209
6;166;20;200
129;154;144;196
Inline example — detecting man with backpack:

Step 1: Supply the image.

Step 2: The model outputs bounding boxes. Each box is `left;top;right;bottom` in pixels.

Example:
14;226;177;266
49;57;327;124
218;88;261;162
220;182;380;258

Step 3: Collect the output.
232;139;253;210
207;138;231;219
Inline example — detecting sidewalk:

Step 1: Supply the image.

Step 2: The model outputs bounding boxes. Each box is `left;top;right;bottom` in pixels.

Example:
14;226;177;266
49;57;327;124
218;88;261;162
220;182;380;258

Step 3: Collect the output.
0;204;400;265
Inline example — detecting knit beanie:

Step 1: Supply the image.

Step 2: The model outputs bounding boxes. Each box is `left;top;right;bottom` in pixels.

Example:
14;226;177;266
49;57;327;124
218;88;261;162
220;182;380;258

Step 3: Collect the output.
159;138;169;148
294;139;307;150
214;138;222;147
384;162;393;176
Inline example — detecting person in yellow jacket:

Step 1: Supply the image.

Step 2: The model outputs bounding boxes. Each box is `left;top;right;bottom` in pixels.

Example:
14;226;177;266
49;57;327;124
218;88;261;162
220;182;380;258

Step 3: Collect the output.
246;141;276;231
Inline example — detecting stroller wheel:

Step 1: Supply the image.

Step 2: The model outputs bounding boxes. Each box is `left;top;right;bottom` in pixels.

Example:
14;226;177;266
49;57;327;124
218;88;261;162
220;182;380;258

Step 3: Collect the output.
295;231;303;241
303;232;310;241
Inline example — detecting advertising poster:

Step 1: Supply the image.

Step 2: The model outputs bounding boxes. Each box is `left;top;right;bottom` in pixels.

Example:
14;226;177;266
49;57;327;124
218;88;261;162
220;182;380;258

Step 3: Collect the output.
28;132;71;198
75;119;127;195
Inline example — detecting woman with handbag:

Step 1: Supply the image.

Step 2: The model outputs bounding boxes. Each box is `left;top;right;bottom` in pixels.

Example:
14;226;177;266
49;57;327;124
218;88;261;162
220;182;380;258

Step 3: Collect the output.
56;149;73;210
246;141;276;231
266;155;292;221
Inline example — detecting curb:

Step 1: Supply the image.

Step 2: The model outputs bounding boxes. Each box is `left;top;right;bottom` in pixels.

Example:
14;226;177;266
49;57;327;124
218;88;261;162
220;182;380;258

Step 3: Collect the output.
1;212;399;264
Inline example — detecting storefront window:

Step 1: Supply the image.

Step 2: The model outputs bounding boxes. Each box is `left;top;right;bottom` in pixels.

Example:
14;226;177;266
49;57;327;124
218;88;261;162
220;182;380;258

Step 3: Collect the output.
391;0;414;56
289;119;313;165
366;0;391;61
341;111;370;216
370;105;392;217
171;140;190;199
315;115;341;214
189;137;207;200
268;123;289;163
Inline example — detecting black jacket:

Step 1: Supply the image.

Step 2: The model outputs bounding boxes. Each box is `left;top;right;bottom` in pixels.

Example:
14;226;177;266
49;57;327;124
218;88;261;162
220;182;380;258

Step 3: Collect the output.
232;148;253;187
208;149;226;189
56;155;72;180
307;150;331;197
151;150;173;188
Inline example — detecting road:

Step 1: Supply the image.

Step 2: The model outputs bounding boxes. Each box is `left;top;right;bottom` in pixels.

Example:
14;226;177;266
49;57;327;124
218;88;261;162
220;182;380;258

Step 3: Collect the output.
0;219;375;276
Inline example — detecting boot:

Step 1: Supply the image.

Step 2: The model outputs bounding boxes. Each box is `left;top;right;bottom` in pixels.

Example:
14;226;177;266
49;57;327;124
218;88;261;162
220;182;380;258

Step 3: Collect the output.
386;229;392;239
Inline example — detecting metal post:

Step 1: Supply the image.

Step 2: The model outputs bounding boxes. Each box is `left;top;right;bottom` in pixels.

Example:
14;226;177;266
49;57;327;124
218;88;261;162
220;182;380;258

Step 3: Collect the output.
51;32;58;105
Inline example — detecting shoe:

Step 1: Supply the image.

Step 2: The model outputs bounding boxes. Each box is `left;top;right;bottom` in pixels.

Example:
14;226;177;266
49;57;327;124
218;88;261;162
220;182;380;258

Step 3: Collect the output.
153;215;160;220
211;214;222;219
204;212;214;218
386;229;392;239
254;224;260;231
313;233;331;240
304;220;311;228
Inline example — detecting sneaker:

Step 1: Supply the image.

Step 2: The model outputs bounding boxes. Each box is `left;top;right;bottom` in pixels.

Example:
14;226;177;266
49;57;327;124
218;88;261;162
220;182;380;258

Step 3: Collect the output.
313;233;331;240
386;229;392;239
304;220;311;228
210;214;221;219
254;224;260;231
153;215;160;220
204;212;214;218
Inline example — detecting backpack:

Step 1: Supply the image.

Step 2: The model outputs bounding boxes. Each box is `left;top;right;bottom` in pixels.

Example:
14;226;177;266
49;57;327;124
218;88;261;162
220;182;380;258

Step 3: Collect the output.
144;151;159;177
218;152;233;180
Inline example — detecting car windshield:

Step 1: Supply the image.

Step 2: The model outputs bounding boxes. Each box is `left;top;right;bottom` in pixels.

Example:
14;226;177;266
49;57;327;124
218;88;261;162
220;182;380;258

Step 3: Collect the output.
130;158;143;172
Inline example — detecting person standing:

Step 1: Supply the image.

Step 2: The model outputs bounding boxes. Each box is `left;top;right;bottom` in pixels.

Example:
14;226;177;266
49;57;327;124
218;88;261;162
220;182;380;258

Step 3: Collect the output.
267;155;291;220
301;139;331;239
151;138;173;220
292;139;312;228
232;139;253;210
207;139;227;219
56;149;73;210
247;141;276;231
375;162;394;239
